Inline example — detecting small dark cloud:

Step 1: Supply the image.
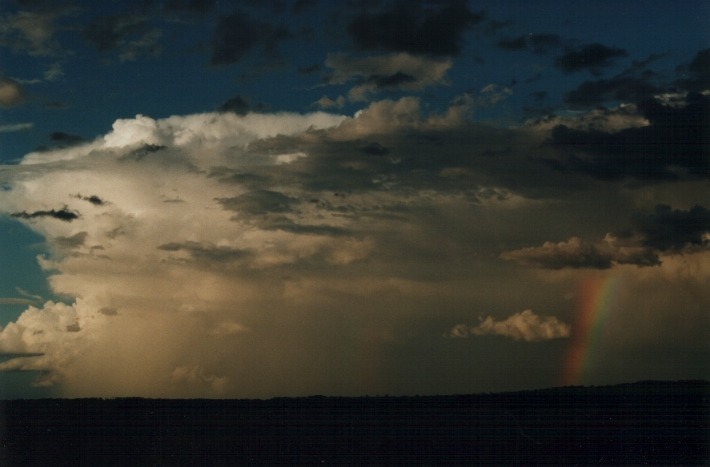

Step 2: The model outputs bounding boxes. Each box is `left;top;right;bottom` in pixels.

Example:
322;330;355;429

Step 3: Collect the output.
210;10;289;65
497;35;526;51
555;43;627;74
158;241;251;263
55;231;88;248
255;216;349;237
216;95;266;115
217;190;298;215
217;95;251;115
83;14;160;58
360;142;389;156
368;72;417;88
12;207;79;222
66;323;81;333
98;307;118;316
496;33;562;54
550;92;710;180
50;131;86;147
121;144;167;161
298;63;320;74
84;195;105;206
347;0;484;57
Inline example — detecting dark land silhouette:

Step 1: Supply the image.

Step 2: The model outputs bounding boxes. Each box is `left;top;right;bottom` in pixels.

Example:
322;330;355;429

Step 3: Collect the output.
1;380;707;465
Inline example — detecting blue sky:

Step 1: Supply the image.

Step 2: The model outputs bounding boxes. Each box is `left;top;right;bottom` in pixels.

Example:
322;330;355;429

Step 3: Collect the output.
0;0;708;398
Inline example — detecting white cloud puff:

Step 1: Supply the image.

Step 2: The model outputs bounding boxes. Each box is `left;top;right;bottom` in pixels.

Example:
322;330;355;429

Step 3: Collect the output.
449;310;570;342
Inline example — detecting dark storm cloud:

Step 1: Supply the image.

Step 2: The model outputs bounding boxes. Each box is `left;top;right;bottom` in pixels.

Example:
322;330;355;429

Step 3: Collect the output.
210;10;289;65
616;204;710;252
676;47;710;92
550;92;710;181
497;33;562;54
565;75;659;107
503;205;710;270
347;0;483;56
11;207;79;221
555;43;627;74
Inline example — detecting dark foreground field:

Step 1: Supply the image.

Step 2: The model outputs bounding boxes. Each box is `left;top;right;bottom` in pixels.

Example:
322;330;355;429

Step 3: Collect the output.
1;380;707;465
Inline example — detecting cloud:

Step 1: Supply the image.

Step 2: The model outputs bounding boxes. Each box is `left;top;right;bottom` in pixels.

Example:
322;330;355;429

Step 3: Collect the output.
11;207;79;222
0;98;704;396
555;43;627;74
0;6;68;56
41;132;87;150
614;204;710;252
501;237;616;270
347;0;483;57
322;52;452;101
217;95;252;115
549;92;710;181
210;10;288;65
0;76;25;106
448;310;570;342
0;298;38;306
497;33;563;54
565;75;660;107
676;48;710;92
502;204;710;270
0;122;33;133
83;13;162;61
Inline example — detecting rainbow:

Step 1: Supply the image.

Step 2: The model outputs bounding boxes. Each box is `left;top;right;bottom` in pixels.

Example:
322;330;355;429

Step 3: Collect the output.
561;273;620;386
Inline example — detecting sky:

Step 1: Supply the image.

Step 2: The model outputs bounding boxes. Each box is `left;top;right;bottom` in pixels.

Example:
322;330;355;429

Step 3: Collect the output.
0;0;708;399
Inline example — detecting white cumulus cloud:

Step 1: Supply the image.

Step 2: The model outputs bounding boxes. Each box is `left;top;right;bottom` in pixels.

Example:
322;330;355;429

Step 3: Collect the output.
449;310;571;342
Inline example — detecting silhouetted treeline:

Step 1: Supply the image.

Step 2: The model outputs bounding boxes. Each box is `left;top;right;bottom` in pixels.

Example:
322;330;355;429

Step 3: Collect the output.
1;380;707;465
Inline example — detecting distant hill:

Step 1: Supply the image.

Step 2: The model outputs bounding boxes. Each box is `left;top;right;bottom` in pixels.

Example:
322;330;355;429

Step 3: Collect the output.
1;380;707;465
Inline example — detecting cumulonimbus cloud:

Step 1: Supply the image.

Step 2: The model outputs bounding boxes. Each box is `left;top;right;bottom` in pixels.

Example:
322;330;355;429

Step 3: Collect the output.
0;97;705;397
